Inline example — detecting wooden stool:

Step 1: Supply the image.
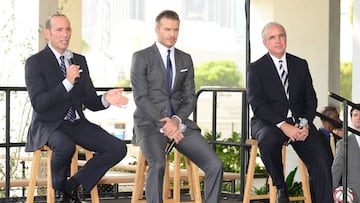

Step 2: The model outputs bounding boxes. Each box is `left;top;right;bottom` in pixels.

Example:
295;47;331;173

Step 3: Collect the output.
131;147;202;203
26;145;100;203
243;139;311;203
26;145;53;203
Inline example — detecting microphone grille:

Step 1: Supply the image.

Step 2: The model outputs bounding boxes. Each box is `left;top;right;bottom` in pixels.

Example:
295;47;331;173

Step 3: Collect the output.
64;50;73;60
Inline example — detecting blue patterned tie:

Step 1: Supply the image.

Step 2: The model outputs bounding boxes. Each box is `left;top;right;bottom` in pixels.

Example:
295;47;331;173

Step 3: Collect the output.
60;56;76;122
166;49;173;117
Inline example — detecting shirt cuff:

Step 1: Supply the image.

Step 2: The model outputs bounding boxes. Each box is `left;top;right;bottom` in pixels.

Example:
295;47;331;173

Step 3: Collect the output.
101;94;110;108
62;79;73;92
276;121;285;128
171;115;182;125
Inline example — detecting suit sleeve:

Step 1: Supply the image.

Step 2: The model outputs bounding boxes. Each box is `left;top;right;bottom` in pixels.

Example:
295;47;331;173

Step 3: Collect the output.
25;54;70;120
332;139;344;189
131;51;163;124
247;62;285;125
300;60;317;122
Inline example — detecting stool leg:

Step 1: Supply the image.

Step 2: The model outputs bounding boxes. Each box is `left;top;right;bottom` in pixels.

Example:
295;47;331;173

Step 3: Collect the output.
269;177;276;203
172;150;181;202
131;148;147;203
185;158;194;200
163;154;171;200
243;143;258;203
26;149;41;203
188;159;202;203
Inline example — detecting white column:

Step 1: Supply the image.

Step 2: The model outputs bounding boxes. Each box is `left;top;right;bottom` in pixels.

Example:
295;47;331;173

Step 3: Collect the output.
352;0;360;102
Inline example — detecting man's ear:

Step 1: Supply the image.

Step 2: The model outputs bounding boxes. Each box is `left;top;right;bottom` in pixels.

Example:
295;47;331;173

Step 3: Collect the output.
43;29;50;40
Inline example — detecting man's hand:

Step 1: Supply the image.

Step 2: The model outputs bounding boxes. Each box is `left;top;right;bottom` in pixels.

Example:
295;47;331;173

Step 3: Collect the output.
297;125;309;141
160;117;184;144
280;122;309;142
104;88;129;107
66;64;81;84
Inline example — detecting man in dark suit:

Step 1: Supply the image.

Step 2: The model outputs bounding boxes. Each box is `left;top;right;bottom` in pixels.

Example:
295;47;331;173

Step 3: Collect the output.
247;22;333;203
130;10;223;203
25;14;128;203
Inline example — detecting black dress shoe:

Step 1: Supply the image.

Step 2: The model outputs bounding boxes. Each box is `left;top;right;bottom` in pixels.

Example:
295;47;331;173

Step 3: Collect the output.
65;187;86;203
276;188;290;203
55;190;69;203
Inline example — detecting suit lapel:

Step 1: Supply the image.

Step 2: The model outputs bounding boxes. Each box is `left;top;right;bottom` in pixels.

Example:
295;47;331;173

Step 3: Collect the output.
44;46;65;83
286;54;293;99
151;44;171;93
172;49;182;91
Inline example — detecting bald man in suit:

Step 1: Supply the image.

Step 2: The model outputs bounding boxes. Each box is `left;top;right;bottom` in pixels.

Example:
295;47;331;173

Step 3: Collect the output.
131;10;223;203
247;22;333;203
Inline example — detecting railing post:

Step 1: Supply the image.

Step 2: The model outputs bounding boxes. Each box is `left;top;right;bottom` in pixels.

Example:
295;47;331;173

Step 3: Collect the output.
342;100;348;203
5;89;11;200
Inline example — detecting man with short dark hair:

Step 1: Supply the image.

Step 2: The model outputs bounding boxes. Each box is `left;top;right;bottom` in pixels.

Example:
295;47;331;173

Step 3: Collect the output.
131;10;223;203
25;14;128;203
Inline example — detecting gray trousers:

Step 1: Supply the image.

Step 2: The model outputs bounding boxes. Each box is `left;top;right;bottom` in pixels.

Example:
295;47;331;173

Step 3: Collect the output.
135;125;224;203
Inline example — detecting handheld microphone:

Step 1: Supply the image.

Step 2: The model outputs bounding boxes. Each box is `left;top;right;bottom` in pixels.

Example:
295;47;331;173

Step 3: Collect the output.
285;117;308;146
165;124;187;155
64;51;80;85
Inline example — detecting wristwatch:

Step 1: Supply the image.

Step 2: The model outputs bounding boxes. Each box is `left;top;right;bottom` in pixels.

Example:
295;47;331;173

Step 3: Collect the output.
298;117;308;129
179;123;187;133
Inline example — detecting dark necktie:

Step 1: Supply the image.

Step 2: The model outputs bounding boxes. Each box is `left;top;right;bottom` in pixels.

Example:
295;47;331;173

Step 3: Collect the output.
279;60;289;98
60;56;76;122
166;49;173;117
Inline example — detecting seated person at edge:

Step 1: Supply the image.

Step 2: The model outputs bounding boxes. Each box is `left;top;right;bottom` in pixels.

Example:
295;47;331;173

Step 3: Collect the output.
318;106;343;159
25;14;128;203
332;104;360;203
130;10;224;203
247;22;333;203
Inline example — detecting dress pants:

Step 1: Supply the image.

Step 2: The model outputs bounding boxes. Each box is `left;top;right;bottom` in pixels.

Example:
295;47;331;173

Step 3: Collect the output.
47;120;127;191
135;125;224;203
251;118;334;203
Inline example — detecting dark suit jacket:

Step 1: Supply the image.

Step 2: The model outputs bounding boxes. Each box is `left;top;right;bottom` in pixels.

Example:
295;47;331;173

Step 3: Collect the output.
131;43;200;141
248;53;318;133
25;45;106;152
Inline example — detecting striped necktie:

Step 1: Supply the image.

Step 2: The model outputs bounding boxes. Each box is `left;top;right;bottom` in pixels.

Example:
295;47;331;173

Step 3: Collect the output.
279;60;289;98
60;56;76;122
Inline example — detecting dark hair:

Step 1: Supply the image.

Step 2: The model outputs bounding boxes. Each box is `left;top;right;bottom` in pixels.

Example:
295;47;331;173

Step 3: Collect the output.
350;103;360;117
45;13;67;29
155;10;180;26
320;106;338;121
